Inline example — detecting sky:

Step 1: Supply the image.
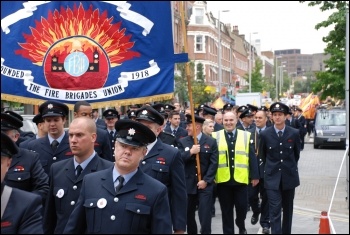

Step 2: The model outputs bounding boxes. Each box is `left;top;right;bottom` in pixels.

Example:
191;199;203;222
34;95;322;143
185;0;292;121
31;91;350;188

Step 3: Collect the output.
206;1;335;54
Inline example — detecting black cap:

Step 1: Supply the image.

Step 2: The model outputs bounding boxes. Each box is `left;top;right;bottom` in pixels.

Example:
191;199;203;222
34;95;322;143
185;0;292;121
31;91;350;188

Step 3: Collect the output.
270;102;289;114
202;106;217;116
258;106;269;112
32;113;44;125
247;104;258;112
39;100;69;118
129;104;140;109
152;103;166;114
1;112;23;130
223;103;233;110
237;105;248;113
103;109;120;119
115;119;156;147
4;111;23;121
294;107;303;112
164;104;175;111
185;114;205;124
135;106;164;126
239;109;254;119
197;104;210;111
1;131;18;157
127;110;137;119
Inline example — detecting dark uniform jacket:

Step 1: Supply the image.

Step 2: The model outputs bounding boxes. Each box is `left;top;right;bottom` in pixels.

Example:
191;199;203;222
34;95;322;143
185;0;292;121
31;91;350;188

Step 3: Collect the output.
249;127;265;178
178;133;218;194
95;118;106;129
214;122;224;132
163;125;188;142
63;167;172;234
27;132;74;175
139;139;187;232
5;147;49;202
44;154;113;234
19;135;36;149
259;125;300;190
1;184;43;234
95;127;114;162
158;131;178;147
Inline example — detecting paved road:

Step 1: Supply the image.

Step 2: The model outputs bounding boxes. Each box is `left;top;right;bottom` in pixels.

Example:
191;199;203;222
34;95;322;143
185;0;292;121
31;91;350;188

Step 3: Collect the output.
197;137;349;234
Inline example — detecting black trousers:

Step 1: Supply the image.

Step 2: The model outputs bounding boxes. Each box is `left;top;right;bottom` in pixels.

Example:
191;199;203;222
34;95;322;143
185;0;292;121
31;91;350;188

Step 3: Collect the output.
187;184;214;234
217;184;248;234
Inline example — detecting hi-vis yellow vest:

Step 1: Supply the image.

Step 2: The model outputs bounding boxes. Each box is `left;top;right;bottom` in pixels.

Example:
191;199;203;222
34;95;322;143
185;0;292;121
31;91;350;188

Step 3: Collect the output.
212;129;250;184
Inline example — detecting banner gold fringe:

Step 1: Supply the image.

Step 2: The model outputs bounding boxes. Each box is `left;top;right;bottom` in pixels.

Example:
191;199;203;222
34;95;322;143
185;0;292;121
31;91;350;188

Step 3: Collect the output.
1;93;174;110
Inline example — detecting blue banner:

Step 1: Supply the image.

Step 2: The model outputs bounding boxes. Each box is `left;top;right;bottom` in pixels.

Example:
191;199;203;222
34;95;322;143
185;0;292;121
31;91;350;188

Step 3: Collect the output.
1;1;187;107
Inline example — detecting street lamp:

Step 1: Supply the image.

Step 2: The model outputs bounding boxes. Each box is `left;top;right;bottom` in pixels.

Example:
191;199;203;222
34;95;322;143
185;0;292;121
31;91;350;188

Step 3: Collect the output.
249;32;258;93
218;10;229;97
275;55;282;100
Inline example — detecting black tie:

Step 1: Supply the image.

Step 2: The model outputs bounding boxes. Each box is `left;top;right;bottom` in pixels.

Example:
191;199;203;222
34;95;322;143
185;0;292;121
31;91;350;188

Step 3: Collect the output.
110;131;114;138
172;129;177;135
227;132;233;139
115;176;125;193
258;129;261;134
51;140;59;151
76;165;83;178
278;131;283;138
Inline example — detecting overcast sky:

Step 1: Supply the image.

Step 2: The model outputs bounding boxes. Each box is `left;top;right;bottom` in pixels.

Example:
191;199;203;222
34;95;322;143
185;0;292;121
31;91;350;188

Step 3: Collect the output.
206;1;335;54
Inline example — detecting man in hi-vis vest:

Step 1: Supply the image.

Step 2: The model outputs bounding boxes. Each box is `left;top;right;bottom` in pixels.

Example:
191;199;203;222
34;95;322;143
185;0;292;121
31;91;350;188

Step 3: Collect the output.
212;111;259;234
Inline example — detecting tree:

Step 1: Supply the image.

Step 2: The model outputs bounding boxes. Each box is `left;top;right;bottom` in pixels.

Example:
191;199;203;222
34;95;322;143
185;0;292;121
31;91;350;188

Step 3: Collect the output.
300;1;348;100
241;58;265;93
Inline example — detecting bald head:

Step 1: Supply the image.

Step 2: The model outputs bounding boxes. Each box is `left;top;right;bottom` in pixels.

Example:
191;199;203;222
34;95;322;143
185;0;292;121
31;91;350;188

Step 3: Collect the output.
223;111;237;132
70;117;96;134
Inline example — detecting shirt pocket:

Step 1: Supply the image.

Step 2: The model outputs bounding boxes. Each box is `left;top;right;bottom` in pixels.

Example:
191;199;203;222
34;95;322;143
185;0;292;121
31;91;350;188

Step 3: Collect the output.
151;164;170;184
83;198;102;233
6;171;30;182
125;203;151;234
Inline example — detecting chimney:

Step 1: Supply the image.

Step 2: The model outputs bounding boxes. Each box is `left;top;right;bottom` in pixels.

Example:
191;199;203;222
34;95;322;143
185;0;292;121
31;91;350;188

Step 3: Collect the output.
232;25;239;34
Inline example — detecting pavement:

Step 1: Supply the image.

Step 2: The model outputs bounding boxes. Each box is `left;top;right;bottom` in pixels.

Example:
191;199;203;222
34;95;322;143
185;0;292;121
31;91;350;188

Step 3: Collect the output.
196;135;349;234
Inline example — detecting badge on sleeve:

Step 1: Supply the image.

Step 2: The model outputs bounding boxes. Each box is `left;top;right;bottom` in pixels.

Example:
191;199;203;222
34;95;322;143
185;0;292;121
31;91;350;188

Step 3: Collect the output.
185;147;190;151
56;189;64;198
97;198;107;209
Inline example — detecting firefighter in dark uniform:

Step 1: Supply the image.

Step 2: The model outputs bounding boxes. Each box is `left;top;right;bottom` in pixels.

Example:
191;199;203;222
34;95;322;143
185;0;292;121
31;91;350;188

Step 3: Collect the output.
4;110;35;146
1;112;49;203
152;103;178;147
73;101;113;161
258;102;300;234
1;132;44;234
103;108;120;160
177;114;218;234
19;113;47;149
27;100;73;175
44;117;113;234
63;119;172;234
135;106;187;234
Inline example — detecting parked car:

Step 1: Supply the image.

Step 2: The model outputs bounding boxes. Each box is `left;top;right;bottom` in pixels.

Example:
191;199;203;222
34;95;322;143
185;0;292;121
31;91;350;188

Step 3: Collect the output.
21;114;38;135
313;107;346;149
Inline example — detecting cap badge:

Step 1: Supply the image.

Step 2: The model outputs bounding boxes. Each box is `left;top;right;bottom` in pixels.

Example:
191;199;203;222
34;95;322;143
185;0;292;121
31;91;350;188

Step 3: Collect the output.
128;128;136;136
160;107;164;112
108;111;112;115
142;110;148;115
131;111;135;115
242;107;245;110
276;104;280;108
48;104;53;109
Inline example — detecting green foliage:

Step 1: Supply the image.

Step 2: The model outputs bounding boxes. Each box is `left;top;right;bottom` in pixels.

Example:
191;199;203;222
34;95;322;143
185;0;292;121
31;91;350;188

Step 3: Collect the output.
174;61;214;107
300;1;348;100
241;58;264;93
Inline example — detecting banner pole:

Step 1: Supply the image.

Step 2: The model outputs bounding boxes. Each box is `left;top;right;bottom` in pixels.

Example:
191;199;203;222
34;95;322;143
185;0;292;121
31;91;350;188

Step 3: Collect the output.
180;2;201;181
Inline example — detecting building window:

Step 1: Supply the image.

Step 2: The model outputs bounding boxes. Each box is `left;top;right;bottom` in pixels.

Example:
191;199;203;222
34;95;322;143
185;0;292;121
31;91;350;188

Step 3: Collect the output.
195;35;204;52
195;8;204;24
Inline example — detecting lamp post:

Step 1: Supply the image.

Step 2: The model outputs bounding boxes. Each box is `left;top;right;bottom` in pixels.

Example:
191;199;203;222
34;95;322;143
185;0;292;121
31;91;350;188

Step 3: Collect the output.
275;55;282;101
249;32;258;93
218;10;229;97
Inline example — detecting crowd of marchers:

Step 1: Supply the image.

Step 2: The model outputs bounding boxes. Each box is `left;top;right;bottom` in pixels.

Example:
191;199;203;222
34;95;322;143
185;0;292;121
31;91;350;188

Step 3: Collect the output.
1;99;306;234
